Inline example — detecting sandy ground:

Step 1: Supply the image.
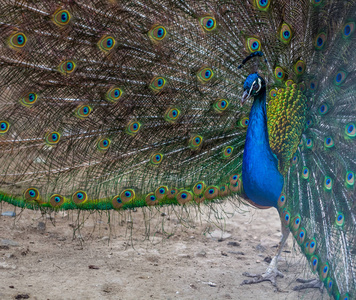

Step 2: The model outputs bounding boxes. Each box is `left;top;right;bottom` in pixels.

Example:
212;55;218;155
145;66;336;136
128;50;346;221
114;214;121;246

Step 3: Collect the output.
0;201;331;300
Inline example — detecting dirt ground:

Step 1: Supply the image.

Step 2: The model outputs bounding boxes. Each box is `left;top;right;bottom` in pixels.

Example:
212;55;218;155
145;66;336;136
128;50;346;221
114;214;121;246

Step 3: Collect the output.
0;201;331;300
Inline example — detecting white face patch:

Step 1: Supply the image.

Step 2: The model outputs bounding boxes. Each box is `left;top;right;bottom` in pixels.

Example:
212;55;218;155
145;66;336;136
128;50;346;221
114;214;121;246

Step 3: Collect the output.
248;78;262;98
256;78;262;93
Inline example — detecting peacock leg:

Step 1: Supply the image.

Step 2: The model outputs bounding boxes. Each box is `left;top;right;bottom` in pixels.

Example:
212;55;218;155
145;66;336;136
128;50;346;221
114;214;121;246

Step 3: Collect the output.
241;221;290;291
293;278;324;291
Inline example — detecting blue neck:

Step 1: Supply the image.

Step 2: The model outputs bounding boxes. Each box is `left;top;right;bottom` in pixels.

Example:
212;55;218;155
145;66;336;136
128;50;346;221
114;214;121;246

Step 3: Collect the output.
242;89;284;208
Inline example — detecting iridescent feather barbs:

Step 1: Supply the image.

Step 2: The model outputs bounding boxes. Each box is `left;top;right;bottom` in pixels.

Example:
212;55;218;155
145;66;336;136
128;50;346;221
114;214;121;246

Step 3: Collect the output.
0;1;355;299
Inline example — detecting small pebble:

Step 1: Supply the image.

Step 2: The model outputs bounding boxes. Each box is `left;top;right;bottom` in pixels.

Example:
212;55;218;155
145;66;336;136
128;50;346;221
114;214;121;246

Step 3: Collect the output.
1;239;19;247
1;211;16;217
227;241;240;247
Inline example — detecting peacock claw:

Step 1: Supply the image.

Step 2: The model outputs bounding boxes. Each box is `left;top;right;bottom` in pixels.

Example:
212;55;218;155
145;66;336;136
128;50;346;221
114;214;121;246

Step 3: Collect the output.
293;278;324;292
241;266;284;292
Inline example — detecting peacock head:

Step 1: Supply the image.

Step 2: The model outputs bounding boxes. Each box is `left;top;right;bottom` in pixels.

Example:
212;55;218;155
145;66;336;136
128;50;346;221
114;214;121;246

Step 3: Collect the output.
241;73;266;104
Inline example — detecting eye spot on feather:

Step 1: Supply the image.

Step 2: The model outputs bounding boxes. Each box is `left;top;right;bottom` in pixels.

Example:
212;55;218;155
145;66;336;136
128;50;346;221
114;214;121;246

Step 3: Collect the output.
50;194;64;207
0;121;10;134
20;92;38;107
343;22;355;38
193;182;206;195
98;35;116;52
58;60;76;75
247;37;261;52
150;153;163;165
53;9;71;26
229;174;239;185
120;189;135;202
269;89;277;98
126;120;141;135
318;103;329;115
280;23;292;43
292;155;298;165
324;176;333;190
306;119;313;128
291;214;301;231
335;212;345;226
204;186;219;200
256;0;270;10
9;32;27;49
176;191;193;204
307;238;317;255
75;105;92;119
222;146;234;159
320;263;329;279
189;135;203;149
200;16;217;32
334;71;347;85
278;193;286;208
324;137;334;148
149;25;167;41
274;66;285;81
165;108;180;123
167;188;178;199
112;195;123;209
145;192;158;206
302;167;309;179
294;60;305;75
24;188;40;201
312;0;323;6
346;171;354;186
310;255;319;273
324;278;333;293
309;80;317;91
219;184;230;197
45;132;61;145
341;294;350;300
72;191;88;205
345;123;356;137
150;76;166;92
214;99;229;112
106;87;123;102
305;138;313;149
154;186;169;200
282;209;290;226
240;117;249;128
297;228;306;244
315;32;327;50
197;67;214;83
97;138;111;151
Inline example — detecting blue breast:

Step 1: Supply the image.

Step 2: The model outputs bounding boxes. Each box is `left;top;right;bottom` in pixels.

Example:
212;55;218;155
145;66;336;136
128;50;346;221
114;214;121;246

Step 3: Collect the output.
242;91;284;208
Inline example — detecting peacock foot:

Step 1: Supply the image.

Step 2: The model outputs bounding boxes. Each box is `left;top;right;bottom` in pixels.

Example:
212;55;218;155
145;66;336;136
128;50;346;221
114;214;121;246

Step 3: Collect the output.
241;256;284;292
293;278;324;292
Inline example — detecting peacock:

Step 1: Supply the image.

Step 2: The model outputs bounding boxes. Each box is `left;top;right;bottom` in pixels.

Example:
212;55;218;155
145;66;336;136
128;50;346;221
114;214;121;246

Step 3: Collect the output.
0;0;355;298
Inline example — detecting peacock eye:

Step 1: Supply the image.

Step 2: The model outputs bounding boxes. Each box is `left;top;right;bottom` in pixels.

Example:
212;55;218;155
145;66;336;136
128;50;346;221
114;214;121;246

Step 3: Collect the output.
150;76;166;92
98;35;116;52
280;23;292;43
9;32;27;48
334;71;347;85
200;16;217;31
342;22;355;38
53;9;71;26
58;60;76;75
149;25;167;41
274;66;285;80
256;0;270;10
197;67;214;83
247;37;261;52
315;32;327;50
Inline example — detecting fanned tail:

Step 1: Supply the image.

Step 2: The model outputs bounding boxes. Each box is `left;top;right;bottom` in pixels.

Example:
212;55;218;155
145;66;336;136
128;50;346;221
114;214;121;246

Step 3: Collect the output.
281;1;356;298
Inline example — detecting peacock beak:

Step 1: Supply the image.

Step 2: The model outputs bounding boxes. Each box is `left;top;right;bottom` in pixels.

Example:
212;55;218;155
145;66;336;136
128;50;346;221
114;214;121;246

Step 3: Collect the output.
241;90;251;105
